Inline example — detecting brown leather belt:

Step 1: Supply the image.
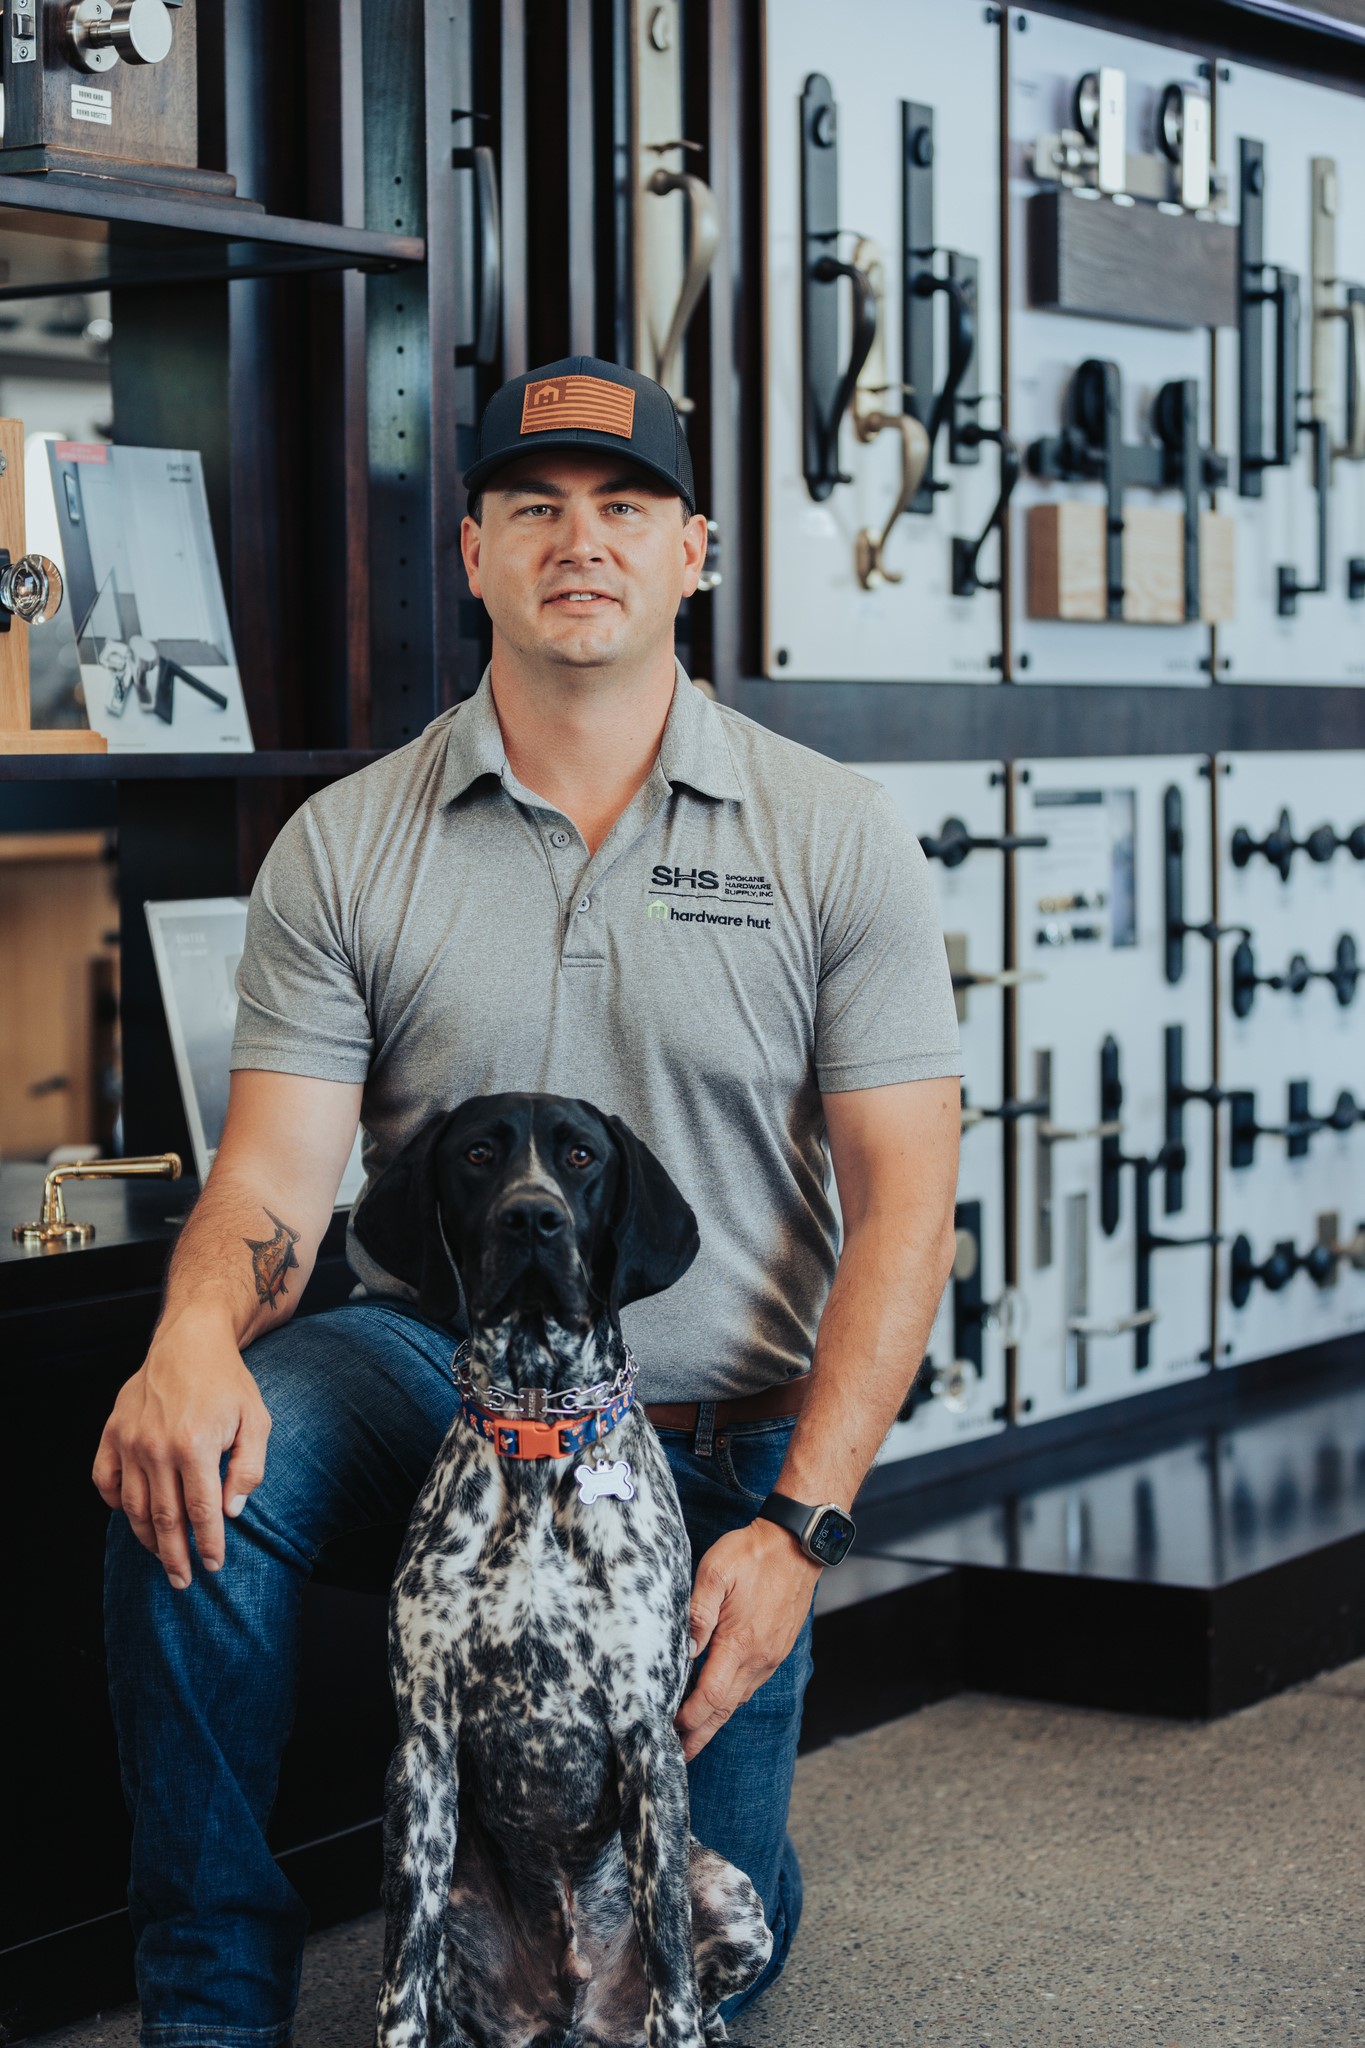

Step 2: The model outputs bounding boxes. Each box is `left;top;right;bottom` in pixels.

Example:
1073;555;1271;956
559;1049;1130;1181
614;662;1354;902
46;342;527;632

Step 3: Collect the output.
644;1376;809;1432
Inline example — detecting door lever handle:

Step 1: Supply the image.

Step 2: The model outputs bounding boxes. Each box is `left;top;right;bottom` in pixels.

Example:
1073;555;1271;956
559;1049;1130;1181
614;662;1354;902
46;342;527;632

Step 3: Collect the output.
1066;1307;1159;1338
1040;1118;1124;1144
951;966;1044;990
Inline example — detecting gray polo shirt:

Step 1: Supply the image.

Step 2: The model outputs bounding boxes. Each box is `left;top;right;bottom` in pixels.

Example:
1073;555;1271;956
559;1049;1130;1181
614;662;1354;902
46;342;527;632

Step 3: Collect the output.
230;664;962;1400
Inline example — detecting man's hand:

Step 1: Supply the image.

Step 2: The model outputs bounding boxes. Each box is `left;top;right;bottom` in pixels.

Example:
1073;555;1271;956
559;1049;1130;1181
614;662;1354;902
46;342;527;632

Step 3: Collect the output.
92;1315;272;1591
675;1518;821;1762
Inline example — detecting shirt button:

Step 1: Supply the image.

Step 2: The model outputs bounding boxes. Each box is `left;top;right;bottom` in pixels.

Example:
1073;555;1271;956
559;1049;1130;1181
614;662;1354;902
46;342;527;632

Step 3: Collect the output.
550;830;570;848
577;896;591;914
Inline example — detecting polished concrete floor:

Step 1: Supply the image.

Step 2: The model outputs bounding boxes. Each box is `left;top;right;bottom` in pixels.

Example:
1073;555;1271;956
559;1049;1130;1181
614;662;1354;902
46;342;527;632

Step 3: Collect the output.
31;1659;1364;2048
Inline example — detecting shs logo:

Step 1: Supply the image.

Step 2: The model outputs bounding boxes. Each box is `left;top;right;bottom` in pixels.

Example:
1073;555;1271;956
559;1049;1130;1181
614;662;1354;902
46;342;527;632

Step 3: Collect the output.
651;863;719;892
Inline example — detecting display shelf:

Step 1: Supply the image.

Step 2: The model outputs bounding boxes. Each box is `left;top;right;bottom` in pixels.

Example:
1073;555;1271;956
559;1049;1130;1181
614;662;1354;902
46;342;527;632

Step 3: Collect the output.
0;175;422;302
730;680;1365;763
0;747;389;782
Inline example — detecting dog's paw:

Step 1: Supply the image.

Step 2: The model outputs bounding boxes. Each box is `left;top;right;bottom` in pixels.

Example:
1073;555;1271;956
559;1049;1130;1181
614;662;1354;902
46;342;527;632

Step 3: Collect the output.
702;2014;729;2044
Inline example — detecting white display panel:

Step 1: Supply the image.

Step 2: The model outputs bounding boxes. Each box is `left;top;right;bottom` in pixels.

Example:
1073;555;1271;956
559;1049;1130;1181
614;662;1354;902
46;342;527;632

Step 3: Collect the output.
1007;12;1219;684
762;0;1004;681
1216;753;1365;1364
1213;64;1365;685
1013;758;1217;1424
849;763;1008;1462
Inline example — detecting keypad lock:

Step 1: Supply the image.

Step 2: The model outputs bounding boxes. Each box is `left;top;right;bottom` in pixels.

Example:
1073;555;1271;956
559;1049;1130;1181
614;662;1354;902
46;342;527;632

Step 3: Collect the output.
0;551;63;628
65;0;175;73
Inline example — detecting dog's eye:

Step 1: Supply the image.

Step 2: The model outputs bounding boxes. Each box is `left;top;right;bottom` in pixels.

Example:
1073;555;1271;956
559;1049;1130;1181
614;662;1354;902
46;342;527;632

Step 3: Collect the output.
565;1144;595;1169
464;1142;495;1166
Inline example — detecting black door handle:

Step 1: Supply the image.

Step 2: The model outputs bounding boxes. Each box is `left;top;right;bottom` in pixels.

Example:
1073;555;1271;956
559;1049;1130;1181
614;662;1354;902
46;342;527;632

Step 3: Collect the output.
453;142;501;367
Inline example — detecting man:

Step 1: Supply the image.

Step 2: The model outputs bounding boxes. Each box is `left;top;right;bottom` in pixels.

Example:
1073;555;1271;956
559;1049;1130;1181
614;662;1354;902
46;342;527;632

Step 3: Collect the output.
94;356;962;2044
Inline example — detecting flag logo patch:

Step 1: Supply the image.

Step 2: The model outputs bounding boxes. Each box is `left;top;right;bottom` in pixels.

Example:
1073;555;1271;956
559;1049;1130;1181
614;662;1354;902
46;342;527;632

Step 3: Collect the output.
520;374;637;439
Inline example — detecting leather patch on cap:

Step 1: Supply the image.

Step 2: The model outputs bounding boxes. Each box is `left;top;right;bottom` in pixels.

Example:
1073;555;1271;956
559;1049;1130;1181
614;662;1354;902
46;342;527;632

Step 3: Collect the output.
520;374;636;439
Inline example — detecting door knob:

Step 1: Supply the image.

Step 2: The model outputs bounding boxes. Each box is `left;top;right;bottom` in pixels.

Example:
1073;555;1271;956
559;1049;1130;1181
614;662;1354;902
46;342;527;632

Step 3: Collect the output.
0;552;62;626
66;0;174;73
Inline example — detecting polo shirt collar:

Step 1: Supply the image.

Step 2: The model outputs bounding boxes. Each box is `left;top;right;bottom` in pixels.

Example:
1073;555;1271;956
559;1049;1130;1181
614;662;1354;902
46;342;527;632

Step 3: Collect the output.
440;660;744;807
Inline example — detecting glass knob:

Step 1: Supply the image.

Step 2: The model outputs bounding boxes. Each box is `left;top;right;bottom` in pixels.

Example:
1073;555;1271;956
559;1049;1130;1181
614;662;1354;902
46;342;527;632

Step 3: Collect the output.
0;554;63;625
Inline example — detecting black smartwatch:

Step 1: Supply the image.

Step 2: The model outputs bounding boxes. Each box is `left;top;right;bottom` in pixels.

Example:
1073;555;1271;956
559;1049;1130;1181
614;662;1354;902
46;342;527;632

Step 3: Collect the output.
756;1491;856;1566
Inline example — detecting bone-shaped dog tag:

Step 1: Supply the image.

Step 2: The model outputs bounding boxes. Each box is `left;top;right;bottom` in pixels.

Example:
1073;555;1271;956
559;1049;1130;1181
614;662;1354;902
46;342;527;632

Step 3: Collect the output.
575;1458;636;1504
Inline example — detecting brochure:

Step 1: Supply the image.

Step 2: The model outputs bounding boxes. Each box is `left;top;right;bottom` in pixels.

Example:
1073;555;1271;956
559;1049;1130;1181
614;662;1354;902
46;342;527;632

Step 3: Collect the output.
35;440;253;752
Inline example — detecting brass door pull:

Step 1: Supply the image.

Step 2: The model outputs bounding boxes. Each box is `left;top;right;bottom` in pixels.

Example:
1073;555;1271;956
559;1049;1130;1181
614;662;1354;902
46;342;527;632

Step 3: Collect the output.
646;163;720;409
855;410;931;588
14;1153;182;1246
850;236;930;588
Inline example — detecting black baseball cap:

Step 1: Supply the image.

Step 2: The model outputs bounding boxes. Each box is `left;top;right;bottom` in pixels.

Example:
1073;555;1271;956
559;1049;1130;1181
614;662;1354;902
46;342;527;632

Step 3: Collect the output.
463;355;696;514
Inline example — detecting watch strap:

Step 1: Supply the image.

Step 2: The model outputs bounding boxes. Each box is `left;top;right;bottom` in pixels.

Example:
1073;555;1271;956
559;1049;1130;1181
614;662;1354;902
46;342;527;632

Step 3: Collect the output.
755;1490;813;1547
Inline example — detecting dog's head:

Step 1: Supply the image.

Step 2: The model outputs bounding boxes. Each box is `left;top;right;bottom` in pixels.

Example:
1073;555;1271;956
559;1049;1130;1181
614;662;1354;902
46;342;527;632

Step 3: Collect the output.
351;1092;699;1340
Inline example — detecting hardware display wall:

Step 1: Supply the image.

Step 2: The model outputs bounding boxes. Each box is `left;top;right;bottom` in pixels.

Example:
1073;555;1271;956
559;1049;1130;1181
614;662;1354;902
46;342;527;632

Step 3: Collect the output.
757;4;1365;688
1215;64;1365;684
850;745;1363;1461
1012;757;1216;1421
762;0;1007;682
1217;751;1365;1364
1009;17;1228;684
853;762;1011;1465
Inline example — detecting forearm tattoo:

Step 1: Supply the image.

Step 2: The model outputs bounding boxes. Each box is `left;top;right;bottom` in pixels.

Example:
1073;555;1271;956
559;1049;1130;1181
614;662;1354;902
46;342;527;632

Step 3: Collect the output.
243;1209;301;1309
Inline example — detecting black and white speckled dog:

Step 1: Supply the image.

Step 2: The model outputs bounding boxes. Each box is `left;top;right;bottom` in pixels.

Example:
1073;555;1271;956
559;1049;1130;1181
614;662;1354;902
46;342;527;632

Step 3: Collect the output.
352;1091;772;2048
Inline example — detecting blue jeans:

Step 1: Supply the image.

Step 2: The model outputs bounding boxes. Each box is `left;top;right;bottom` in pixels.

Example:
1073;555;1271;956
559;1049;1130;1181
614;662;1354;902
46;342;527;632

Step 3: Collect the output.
103;1302;814;2045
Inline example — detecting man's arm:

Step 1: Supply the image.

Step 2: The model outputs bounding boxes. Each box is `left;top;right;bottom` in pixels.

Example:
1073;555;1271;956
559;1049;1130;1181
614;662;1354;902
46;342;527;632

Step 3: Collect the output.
675;1076;960;1760
91;1069;363;1592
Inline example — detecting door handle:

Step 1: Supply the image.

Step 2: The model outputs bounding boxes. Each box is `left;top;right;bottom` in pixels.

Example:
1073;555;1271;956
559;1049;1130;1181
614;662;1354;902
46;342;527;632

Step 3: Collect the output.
809;251;878;495
1040;1119;1124;1144
850;235;928;587
646;167;720;409
951;425;1020;597
453;142;502;366
1066;1307;1159;1337
915;268;976;465
854;410;930;589
951;966;1043;990
1333;292;1365;461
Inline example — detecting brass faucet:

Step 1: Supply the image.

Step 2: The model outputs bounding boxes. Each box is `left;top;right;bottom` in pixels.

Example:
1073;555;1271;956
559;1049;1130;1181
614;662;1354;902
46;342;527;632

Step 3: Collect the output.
13;1153;182;1247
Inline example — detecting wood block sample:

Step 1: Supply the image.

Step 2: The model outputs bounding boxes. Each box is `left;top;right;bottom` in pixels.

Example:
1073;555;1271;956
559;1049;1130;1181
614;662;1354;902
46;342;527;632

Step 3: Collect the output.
1027;189;1239;331
0;417;106;752
0;418;29;734
1027;502;1235;624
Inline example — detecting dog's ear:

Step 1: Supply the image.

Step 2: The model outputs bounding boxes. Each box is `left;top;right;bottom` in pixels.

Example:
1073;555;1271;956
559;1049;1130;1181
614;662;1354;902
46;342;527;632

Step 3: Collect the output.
597;1111;700;1313
350;1114;465;1326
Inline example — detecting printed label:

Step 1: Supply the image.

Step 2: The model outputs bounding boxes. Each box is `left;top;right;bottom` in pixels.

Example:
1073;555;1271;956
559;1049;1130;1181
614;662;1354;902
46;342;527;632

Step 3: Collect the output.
71;84;114;126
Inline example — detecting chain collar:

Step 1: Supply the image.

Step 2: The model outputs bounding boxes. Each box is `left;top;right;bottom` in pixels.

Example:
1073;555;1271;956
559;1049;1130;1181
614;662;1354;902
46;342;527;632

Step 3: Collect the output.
451;1340;638;1422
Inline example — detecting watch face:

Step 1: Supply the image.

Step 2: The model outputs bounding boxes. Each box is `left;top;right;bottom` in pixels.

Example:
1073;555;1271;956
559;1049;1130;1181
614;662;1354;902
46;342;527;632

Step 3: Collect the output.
808;1509;855;1565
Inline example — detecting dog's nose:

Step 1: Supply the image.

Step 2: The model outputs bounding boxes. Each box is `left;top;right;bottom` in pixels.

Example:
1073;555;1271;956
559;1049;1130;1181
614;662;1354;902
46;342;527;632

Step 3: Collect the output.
497;1197;567;1244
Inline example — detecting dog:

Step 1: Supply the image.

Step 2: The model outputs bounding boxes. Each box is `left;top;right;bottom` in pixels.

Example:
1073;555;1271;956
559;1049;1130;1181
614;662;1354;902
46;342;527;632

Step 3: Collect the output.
352;1091;773;2048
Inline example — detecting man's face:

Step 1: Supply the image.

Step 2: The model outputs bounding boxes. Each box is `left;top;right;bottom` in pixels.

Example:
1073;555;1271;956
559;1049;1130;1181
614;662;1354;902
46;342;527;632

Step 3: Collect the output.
460;450;709;672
